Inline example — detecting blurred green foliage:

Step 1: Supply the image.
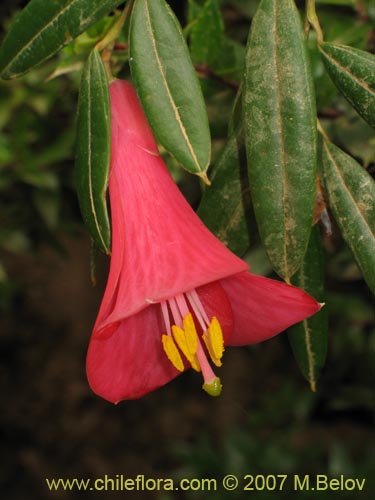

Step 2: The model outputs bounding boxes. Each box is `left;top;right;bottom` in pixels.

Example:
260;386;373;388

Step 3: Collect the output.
0;4;127;307
0;68;77;307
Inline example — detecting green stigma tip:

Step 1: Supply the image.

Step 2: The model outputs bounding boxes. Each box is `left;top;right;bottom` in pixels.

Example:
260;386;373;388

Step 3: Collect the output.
202;377;222;397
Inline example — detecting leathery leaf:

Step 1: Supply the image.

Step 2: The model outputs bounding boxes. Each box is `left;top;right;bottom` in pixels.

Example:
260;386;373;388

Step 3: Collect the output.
130;0;211;181
198;124;251;256
289;226;327;391
75;50;111;254
243;0;317;280
322;140;375;295
0;0;124;79
319;42;375;129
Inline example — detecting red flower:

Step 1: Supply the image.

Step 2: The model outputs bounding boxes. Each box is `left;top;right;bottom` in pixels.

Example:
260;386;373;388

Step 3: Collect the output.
86;80;321;403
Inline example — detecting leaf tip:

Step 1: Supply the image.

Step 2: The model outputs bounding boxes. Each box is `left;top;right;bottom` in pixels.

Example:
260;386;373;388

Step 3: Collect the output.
199;172;211;186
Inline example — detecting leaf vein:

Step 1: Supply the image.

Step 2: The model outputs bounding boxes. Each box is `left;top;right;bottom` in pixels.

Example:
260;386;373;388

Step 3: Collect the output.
324;142;375;240
321;47;375;99
273;0;289;280
2;0;79;75
303;318;316;392
87;57;107;252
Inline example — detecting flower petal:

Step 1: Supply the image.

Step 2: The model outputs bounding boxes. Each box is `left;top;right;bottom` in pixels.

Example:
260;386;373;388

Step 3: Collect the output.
196;280;234;341
220;271;321;345
95;80;247;334
87;305;180;402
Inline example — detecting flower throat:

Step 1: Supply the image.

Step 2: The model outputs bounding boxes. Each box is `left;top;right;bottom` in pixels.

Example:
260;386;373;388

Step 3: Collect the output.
160;289;224;396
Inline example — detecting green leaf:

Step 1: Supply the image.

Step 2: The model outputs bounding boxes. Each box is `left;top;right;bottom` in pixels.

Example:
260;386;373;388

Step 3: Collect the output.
189;0;244;83
243;0;317;280
129;0;211;180
215;38;245;82
319;42;375;129
190;0;224;66
288;226;328;391
322;140;375;295
228;0;259;18
0;0;124;79
75;50;111;254
47;16;119;81
198;124;251;256
186;0;202;24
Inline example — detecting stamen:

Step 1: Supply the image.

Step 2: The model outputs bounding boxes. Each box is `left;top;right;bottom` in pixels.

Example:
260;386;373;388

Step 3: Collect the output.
186;291;207;331
182;313;199;355
174;293;190;318
202;317;225;367
161;301;171;335
202;332;222;367
162;334;184;372
209;317;225;360
187;289;210;325
160;289;225;397
169;296;182;327
172;325;200;372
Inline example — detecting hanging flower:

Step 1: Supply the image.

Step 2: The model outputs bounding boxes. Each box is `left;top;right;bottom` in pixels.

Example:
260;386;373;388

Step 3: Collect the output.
86;80;321;403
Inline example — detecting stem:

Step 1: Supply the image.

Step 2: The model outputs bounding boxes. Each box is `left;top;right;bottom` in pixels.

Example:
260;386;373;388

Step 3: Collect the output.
182;19;197;38
306;0;324;43
194;63;239;91
102;49;114;82
95;0;135;79
96;0;133;52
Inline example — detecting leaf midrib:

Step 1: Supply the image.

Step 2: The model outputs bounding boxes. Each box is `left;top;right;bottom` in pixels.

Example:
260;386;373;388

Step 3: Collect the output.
86;57;108;253
2;0;120;77
2;0;78;76
321;46;375;99
272;0;289;279
298;268;317;391
324;142;375;241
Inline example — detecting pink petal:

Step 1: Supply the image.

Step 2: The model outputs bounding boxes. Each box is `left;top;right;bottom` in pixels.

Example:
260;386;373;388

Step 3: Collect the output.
196;280;234;341
94;81;247;335
220;271;322;345
87;304;179;402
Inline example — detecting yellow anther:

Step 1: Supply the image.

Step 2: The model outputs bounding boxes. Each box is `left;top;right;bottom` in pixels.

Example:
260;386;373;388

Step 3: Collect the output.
162;334;184;372
202;317;224;367
182;313;199;355
208;317;225;360
202;377;222;397
172;325;200;372
202;332;222;367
